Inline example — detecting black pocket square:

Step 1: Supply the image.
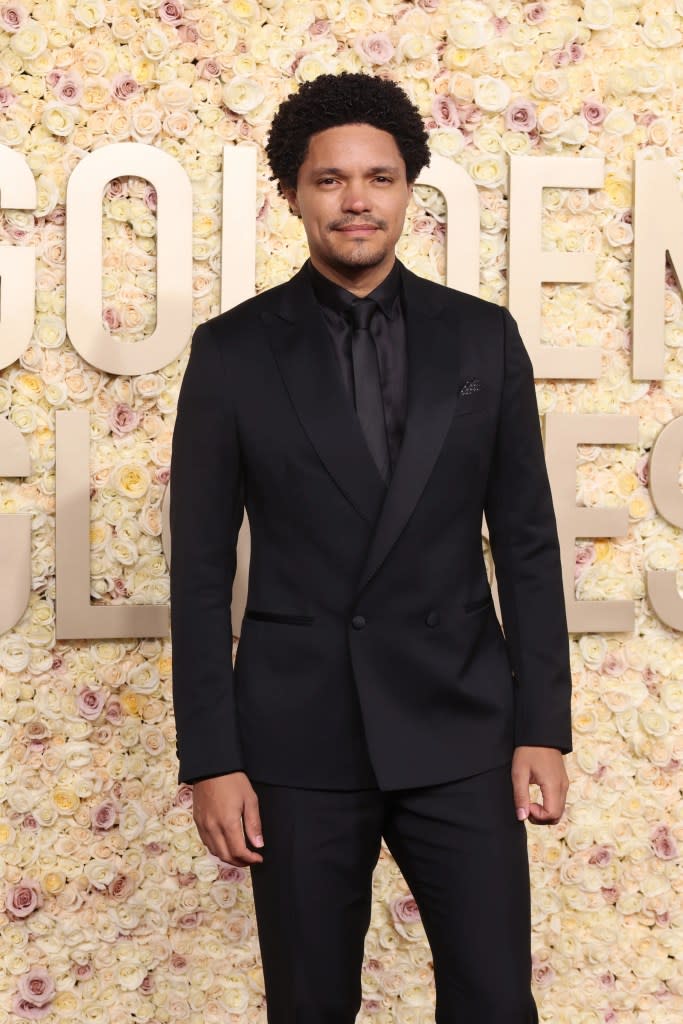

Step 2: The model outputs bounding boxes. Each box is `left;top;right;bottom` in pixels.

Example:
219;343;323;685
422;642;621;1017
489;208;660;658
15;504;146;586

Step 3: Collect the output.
458;377;481;396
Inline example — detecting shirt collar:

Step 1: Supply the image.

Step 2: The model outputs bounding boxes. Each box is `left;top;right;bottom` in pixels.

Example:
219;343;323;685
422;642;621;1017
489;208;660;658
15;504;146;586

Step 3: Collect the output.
306;256;402;320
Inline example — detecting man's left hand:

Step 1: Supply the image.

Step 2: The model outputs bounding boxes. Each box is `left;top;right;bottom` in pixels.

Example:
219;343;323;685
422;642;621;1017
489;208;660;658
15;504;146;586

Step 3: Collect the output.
511;746;569;825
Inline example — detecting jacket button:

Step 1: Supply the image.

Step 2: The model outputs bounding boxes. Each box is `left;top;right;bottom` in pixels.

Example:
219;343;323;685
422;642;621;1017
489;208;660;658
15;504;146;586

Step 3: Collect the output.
351;615;366;629
426;610;440;627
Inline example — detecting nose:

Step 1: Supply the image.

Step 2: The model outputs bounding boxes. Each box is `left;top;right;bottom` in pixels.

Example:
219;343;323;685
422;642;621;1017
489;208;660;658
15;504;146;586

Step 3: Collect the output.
341;181;371;213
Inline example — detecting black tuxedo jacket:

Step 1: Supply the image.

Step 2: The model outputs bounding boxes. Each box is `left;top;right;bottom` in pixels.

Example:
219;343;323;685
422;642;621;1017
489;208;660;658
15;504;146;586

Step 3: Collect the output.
169;258;573;790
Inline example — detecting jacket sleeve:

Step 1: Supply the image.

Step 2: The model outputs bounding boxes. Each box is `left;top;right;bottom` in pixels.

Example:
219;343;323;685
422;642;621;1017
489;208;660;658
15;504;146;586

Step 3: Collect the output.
483;305;573;754
169;321;246;784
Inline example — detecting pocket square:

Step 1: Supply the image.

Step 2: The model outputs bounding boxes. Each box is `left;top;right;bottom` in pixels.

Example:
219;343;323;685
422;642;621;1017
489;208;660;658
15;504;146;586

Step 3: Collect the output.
458;376;481;396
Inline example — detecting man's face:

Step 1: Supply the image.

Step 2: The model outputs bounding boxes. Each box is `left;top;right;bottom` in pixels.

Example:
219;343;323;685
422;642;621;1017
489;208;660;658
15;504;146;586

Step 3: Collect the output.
281;123;413;278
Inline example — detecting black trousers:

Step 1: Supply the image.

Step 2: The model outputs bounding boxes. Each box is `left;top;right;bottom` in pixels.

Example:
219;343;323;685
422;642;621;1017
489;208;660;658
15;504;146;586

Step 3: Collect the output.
248;759;539;1023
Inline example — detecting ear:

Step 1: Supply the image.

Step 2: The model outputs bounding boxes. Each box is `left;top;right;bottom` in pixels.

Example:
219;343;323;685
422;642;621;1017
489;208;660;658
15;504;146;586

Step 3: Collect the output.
281;185;301;218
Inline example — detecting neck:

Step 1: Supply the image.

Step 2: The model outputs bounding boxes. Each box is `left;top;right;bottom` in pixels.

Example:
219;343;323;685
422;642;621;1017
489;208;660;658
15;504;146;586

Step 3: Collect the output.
308;253;396;297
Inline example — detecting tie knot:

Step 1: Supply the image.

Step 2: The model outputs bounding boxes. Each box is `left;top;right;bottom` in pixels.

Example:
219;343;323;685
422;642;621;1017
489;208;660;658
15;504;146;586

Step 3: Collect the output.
349;298;376;331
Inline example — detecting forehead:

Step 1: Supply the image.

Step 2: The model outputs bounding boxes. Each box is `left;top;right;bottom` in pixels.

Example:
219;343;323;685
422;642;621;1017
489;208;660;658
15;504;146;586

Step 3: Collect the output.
302;123;403;168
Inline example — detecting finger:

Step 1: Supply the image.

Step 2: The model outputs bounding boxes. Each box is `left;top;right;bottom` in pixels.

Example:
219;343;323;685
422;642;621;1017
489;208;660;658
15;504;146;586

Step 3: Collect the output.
243;792;264;848
197;823;238;865
538;781;565;820
222;818;264;866
528;801;561;825
511;764;531;821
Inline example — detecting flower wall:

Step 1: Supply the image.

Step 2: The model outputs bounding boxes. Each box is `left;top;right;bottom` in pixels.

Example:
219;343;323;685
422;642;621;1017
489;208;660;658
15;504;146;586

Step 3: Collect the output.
1;1;683;1022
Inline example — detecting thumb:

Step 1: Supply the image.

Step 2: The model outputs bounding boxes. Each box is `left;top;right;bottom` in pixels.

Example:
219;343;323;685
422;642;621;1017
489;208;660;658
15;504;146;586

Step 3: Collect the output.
243;793;264;847
512;769;530;821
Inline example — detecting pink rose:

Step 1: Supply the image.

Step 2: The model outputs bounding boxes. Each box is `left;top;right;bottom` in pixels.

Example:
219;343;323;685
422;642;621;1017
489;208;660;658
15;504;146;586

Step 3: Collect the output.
217;864;247;883
108;402;141;436
170;952;189;972
54;74;83;105
431;94;460;128
140;973;155;994
72;962;93;981
356;32;394;65
77;686;106;720
111;73;141;102
505;98;537;132
599;971;616;989
0;3;26;32
588;845;613;866
108;874;135;900
635;453;649;485
105;178;125;198
0;86;16;108
575;543;596;579
176;871;197;886
91;799;118;831
174;784;194;808
110;579;129;598
17;967;55;1008
532;963;556;987
491;16;509;33
177;23;198;42
102;306;121;331
309;18;330;35
154;466;170;485
524;3;547;23
6;879;43;919
104;699;123;724
390;893;421;924
601;885;619;903
568;41;583;61
11;995;51;1020
651;825;678;860
158;0;182;23
177;911;202;928
196;57;221;78
602;652;625;676
143;184;157;211
551;49;571;67
582;100;607;126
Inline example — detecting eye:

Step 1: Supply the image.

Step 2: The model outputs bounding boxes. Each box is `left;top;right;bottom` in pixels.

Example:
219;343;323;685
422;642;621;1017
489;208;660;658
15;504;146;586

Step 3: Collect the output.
375;176;392;183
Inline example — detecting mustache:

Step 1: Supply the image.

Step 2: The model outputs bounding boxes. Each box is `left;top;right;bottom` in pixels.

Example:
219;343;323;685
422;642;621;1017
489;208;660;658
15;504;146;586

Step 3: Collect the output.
329;217;387;230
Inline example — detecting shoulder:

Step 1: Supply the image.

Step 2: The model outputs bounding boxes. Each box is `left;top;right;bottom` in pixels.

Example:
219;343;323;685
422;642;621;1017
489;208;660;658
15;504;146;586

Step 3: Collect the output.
197;277;293;338
399;262;507;326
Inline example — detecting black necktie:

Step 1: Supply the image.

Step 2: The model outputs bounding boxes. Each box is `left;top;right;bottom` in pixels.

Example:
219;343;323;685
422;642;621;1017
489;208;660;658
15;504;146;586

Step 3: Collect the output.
349;298;390;484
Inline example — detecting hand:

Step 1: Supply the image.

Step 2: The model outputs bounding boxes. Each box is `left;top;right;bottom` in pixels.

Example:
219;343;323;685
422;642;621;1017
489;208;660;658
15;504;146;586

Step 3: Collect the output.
191;771;265;866
511;746;569;825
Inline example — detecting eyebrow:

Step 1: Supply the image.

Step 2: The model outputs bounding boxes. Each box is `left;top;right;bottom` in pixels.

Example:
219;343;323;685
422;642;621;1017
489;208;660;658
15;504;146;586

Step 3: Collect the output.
309;165;401;176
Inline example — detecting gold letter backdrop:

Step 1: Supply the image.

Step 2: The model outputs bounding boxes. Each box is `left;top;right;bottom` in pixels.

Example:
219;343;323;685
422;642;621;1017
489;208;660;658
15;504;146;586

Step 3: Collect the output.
1;2;683;1023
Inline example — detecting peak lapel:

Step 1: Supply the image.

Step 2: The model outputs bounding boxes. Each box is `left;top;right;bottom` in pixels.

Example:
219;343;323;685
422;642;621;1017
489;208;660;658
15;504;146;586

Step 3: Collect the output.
261;264;387;526
355;263;464;595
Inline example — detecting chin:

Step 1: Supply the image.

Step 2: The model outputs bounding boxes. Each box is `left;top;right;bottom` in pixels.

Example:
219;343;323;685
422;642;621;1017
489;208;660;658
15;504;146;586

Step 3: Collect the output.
326;242;389;271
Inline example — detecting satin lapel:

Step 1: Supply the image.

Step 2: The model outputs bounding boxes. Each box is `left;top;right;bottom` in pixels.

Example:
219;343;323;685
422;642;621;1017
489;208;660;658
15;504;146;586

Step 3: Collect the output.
261;264;387;526
355;263;464;595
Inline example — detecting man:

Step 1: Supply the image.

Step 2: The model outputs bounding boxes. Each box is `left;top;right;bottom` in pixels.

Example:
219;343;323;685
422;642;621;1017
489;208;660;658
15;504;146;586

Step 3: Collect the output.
170;72;572;1024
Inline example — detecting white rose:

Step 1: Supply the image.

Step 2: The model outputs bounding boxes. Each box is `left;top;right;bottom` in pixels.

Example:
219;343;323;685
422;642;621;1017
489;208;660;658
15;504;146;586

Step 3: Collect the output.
10;22;48;59
602;108;636;135
473;76;510;112
582;0;613;31
222;76;264;114
641;16;681;48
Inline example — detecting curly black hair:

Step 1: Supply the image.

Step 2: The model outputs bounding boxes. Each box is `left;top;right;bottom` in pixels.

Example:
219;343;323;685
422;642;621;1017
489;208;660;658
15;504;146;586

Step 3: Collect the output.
265;72;431;196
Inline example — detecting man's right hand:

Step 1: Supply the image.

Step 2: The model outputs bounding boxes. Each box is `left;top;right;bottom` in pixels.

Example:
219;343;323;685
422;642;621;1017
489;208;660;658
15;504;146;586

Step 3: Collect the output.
191;772;265;866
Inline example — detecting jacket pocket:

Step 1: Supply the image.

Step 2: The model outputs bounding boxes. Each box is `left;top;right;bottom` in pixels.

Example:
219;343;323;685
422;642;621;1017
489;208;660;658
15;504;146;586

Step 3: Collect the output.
244;609;315;626
463;592;493;614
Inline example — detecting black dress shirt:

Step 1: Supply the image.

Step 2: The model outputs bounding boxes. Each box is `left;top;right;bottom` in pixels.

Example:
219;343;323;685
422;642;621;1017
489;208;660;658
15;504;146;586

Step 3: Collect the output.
306;257;408;477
